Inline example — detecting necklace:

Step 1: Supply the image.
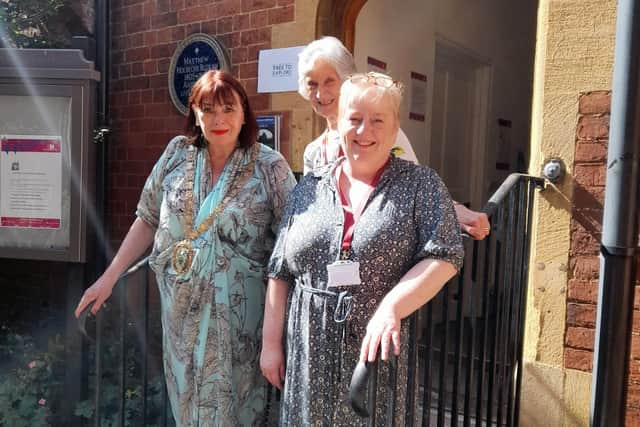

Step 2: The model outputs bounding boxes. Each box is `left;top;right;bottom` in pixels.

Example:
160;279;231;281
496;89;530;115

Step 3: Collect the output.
171;143;259;274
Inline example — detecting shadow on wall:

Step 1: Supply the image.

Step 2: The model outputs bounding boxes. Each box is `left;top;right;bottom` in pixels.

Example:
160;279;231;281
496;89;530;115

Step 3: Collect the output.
520;361;588;427
540;174;603;243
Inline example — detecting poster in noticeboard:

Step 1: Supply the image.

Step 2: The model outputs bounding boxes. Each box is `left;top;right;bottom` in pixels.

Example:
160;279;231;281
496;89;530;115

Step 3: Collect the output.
0;135;62;229
256;115;281;152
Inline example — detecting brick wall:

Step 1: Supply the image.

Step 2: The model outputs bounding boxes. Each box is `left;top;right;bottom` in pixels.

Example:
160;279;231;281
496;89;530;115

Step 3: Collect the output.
566;90;640;424
107;0;295;244
566;91;609;372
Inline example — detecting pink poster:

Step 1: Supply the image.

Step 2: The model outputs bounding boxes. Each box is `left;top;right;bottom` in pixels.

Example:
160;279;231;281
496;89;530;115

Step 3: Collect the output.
0;135;62;229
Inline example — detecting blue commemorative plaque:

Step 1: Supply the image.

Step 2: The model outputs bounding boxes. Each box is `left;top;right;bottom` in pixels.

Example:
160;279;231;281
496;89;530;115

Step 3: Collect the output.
168;34;231;115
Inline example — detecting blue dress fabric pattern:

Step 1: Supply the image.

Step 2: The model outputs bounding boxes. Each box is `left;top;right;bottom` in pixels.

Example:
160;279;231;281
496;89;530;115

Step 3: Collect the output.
136;136;296;426
268;156;464;426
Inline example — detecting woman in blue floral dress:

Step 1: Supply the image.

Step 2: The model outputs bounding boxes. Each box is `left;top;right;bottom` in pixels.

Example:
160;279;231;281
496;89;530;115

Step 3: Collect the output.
76;70;296;426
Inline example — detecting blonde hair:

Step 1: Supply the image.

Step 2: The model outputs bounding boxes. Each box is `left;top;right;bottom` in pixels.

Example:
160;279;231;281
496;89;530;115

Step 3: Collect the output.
297;36;357;100
338;72;404;121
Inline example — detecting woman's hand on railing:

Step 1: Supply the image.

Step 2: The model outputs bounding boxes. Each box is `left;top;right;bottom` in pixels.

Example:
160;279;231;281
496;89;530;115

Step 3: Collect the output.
75;218;155;320
74;272;118;318
454;203;490;240
74;255;151;320
76;256;151;342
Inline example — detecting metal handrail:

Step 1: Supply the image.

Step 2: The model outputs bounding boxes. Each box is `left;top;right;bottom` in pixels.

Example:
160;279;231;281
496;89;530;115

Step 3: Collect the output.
77;172;546;426
482;173;545;217
77;254;165;427
78;174;545;338
77;255;150;341
348;173;546;424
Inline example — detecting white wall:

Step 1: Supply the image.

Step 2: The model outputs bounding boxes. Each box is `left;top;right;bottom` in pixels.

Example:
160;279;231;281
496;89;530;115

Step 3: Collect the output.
354;0;537;200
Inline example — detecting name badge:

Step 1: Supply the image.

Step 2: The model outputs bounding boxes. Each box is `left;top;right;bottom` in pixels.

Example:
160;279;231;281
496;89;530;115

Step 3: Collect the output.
327;260;362;287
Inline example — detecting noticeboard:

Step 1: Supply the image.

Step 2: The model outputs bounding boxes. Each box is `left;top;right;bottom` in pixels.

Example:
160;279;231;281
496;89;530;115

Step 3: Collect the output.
0;48;99;262
168;33;231;115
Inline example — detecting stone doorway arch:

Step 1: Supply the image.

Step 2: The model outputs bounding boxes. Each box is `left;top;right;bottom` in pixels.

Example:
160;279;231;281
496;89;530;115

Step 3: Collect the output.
315;0;368;51
307;0;367;135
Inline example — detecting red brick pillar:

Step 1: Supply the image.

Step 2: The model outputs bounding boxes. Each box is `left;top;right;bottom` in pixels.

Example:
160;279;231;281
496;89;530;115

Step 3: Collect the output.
565;91;610;372
567;90;640;425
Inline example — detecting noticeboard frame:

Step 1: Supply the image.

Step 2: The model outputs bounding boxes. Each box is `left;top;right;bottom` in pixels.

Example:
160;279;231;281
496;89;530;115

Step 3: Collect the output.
0;79;95;262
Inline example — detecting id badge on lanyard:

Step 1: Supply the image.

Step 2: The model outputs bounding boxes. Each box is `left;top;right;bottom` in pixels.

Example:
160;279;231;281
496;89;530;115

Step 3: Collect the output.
327;260;362;287
326;160;387;288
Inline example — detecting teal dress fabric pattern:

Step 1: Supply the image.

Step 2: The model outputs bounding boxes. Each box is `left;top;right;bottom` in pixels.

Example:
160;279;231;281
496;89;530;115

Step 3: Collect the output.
136;136;296;426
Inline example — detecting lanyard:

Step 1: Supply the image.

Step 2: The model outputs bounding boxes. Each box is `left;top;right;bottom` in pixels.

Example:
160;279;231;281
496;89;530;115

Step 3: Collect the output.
321;130;344;166
335;160;388;259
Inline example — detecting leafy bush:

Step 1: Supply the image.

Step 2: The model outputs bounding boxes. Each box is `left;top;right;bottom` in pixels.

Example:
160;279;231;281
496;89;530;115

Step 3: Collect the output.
0;0;70;48
74;301;175;427
0;322;172;427
0;326;65;426
74;374;171;427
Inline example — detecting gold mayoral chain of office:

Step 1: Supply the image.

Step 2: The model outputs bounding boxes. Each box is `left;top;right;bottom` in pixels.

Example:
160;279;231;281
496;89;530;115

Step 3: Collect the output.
171;143;259;274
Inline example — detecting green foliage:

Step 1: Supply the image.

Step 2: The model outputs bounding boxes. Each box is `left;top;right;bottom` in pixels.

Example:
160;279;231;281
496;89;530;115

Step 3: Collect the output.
0;327;65;426
0;0;70;48
74;375;170;427
0;323;172;427
73;302;174;427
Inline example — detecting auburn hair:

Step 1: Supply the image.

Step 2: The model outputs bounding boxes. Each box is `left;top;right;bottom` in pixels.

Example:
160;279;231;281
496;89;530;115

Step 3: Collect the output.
184;70;258;149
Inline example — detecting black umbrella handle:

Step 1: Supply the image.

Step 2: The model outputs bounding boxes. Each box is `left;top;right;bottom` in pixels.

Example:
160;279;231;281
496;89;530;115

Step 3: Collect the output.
349;360;377;417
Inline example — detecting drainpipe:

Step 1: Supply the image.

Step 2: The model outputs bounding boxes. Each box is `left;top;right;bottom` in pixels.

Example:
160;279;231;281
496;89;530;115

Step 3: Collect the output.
590;0;640;425
95;0;111;270
85;2;110;424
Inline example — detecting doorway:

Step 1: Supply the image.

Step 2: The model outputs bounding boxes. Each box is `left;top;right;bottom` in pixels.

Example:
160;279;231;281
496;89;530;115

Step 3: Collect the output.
429;38;491;209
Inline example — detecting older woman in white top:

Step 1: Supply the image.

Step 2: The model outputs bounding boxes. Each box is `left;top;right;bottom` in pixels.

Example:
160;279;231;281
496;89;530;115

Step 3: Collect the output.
298;36;490;240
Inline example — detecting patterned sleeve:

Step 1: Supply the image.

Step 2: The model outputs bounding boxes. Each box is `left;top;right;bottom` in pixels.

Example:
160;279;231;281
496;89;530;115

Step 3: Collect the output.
267;175;313;283
262;149;297;235
302;134;324;175
135;136;187;228
413;167;465;270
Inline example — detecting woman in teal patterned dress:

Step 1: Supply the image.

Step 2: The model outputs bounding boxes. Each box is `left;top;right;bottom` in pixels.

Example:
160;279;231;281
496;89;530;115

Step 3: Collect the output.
75;70;296;425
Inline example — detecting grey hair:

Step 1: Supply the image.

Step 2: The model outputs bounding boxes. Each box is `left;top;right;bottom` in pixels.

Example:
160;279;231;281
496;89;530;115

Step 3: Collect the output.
297;36;357;100
339;72;404;121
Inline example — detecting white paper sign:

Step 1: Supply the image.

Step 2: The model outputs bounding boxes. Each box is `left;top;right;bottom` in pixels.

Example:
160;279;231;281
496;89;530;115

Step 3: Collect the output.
257;46;305;93
0;135;62;229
